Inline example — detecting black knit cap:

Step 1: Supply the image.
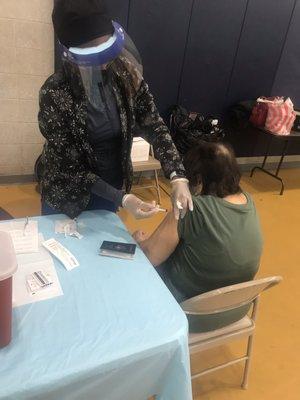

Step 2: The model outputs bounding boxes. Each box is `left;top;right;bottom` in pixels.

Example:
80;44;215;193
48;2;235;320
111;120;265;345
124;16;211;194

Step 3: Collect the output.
52;0;114;48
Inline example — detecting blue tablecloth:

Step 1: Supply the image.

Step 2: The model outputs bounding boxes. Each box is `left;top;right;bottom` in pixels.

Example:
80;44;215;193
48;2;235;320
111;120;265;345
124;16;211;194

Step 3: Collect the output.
0;211;192;400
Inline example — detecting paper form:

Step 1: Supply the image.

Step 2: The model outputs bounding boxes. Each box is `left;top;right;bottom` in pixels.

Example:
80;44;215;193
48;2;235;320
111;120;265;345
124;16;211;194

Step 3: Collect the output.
12;234;63;307
0;220;39;254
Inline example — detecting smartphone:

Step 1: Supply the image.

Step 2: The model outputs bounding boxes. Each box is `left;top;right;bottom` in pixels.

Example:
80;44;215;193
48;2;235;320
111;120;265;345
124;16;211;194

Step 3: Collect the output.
99;241;137;260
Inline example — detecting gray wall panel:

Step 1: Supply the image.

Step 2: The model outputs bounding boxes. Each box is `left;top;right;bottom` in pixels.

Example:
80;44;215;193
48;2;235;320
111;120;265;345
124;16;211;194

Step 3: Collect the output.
178;0;248;117
128;0;193;116
272;0;300;109
226;0;295;107
106;0;130;29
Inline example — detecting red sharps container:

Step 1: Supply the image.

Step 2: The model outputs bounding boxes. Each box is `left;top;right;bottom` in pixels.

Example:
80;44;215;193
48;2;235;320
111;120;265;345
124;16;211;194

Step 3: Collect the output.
0;231;18;348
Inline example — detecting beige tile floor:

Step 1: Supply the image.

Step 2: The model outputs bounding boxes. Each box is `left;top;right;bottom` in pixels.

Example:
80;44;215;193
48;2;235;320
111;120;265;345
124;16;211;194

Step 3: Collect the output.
0;169;300;400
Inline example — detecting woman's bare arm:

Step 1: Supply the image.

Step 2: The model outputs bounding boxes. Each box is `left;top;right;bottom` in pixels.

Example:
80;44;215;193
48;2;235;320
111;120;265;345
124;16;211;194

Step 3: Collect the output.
133;212;179;266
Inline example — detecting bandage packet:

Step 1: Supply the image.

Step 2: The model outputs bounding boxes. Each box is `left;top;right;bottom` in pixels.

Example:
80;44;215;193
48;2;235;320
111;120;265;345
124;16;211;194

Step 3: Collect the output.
55;219;83;239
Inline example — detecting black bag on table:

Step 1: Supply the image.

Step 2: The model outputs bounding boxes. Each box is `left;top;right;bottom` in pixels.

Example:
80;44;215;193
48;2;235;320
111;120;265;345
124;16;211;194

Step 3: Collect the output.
169;105;225;156
228;100;256;129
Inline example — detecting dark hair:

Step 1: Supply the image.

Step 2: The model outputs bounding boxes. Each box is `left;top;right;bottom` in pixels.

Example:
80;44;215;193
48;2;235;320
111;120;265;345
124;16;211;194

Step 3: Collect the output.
184;141;242;197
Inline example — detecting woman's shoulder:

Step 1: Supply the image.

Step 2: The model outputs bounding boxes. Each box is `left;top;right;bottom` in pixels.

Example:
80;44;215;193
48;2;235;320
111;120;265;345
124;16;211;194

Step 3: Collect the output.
39;71;74;111
40;71;66;93
192;192;255;211
113;56;143;94
192;194;216;208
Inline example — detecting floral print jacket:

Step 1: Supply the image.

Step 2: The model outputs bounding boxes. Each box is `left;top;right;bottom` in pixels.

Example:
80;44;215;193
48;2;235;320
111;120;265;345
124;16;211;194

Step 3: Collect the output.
38;56;185;218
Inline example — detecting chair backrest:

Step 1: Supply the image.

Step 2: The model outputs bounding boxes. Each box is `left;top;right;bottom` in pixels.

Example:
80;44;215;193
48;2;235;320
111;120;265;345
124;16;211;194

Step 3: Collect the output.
181;276;282;315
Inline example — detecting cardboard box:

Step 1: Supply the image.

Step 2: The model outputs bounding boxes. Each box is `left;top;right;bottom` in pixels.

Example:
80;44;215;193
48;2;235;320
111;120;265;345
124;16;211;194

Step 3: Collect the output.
131;137;150;162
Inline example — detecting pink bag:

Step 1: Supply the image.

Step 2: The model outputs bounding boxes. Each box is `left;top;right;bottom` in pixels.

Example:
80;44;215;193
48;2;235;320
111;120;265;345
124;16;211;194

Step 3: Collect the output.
264;97;296;135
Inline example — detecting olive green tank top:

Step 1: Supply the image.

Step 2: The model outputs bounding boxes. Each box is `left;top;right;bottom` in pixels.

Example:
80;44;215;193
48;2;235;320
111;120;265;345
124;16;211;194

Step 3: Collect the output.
166;192;263;299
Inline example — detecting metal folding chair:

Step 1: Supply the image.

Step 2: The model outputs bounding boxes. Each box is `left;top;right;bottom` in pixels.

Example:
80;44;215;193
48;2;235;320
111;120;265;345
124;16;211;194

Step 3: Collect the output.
181;276;282;389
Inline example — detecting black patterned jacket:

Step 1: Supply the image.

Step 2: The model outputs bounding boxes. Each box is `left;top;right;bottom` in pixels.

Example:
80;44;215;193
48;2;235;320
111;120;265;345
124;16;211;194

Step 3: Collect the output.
38;56;185;218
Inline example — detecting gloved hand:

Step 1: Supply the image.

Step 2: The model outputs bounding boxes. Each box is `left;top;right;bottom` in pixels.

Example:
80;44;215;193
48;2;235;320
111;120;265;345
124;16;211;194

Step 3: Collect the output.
122;194;159;219
171;178;193;220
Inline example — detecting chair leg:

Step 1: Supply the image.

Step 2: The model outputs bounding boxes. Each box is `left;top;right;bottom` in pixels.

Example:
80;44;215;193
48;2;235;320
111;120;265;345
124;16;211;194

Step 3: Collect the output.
136;172;143;185
242;334;254;389
154;170;162;205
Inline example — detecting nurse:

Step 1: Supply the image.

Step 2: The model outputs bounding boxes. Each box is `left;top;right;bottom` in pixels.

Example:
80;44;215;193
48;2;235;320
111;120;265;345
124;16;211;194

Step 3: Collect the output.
38;0;193;219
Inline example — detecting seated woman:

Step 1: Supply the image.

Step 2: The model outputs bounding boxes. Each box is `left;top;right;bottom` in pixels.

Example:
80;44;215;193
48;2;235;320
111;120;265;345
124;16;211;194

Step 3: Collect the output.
133;141;263;331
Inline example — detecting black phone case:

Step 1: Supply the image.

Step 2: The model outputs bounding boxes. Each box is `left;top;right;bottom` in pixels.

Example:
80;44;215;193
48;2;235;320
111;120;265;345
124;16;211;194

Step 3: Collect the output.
100;241;136;255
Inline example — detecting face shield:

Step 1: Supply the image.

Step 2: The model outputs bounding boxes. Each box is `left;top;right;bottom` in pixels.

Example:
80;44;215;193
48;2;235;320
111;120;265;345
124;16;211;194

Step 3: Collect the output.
60;21;143;107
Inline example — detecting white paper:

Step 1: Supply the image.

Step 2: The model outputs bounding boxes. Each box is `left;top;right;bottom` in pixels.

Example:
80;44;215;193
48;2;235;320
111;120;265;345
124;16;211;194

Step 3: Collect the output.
16;234;52;264
43;238;80;271
0;220;39;254
13;234;63;307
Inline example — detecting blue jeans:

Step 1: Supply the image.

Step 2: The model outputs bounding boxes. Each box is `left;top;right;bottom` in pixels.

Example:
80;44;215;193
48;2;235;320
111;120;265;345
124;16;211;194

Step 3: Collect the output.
41;193;118;216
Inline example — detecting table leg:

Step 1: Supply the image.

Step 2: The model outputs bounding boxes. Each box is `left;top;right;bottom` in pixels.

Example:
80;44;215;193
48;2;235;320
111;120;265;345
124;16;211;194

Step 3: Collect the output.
250;134;273;177
274;139;289;195
154;170;162;205
262;134;273;168
279;179;285;196
250;135;289;195
275;140;289;176
136;172;143;185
